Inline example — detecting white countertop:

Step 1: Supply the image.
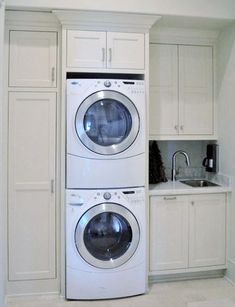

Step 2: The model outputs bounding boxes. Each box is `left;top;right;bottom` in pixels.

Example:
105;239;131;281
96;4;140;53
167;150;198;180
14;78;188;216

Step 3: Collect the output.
149;180;232;196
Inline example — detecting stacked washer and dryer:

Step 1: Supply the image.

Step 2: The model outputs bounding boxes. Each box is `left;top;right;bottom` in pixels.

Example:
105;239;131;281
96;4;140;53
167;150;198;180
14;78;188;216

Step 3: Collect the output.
66;74;147;300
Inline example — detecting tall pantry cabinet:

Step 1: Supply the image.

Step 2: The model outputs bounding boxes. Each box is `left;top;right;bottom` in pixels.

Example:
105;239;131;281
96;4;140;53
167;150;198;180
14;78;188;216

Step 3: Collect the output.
6;12;59;294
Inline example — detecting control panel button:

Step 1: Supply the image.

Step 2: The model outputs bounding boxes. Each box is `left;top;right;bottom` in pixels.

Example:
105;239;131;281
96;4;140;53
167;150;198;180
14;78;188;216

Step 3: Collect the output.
104;80;111;88
103;192;111;200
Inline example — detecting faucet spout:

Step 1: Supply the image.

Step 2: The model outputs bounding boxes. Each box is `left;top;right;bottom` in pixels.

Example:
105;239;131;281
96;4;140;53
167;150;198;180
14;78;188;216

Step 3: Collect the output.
171;150;190;181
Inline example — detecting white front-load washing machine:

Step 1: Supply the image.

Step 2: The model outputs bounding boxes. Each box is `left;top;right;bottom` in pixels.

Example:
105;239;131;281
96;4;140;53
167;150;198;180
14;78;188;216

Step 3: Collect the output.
66;75;146;189
66;187;147;300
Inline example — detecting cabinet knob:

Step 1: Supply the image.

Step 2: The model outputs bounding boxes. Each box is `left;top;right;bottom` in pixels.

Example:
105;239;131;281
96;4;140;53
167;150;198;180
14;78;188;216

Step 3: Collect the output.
180;125;184;131
191;201;195;206
174;125;178;131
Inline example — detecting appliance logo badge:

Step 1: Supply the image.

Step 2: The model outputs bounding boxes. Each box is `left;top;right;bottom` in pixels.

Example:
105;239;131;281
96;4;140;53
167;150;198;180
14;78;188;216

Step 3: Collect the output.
71;81;79;85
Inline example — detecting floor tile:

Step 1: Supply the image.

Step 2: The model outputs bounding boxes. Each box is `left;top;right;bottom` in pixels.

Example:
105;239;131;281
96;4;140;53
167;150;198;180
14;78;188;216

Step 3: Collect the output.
6;278;235;307
187;298;235;307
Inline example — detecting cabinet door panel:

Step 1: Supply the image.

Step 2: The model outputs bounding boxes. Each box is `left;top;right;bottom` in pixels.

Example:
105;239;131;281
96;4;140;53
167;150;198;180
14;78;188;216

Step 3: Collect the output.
9;31;57;87
107;32;144;69
149;44;178;136
189;194;226;267
8;92;56;281
179;46;213;135
150;196;188;271
67;30;106;68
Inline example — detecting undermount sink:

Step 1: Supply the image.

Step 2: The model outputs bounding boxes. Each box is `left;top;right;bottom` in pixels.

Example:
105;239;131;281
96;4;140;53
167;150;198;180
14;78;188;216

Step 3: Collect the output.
180;179;220;187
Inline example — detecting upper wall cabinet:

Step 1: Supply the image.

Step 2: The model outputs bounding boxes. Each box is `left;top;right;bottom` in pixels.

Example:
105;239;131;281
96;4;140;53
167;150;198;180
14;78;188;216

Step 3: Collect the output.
67;30;145;70
149;43;214;140
9;31;57;87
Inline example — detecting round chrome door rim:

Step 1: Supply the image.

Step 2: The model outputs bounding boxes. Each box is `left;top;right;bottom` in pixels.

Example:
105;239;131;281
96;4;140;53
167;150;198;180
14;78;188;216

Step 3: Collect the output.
75;203;140;269
75;90;140;155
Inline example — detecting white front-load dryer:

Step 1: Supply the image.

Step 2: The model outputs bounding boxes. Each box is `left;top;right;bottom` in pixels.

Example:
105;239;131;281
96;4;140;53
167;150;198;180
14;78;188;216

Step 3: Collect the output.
66;187;147;300
66;75;146;189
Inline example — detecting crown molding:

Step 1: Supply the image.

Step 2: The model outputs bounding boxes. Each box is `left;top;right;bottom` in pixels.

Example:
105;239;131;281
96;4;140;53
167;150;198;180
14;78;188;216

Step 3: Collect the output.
5;10;59;29
53;9;161;33
150;26;219;45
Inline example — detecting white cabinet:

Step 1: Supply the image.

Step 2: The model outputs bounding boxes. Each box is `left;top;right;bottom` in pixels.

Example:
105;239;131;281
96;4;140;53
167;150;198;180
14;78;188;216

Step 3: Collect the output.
149;44;213;139
67;30;145;70
67;30;106;68
149;193;226;274
189;194;226;267
8;92;56;281
8;28;58;283
149;44;178;136
150;196;188;271
9;31;57;87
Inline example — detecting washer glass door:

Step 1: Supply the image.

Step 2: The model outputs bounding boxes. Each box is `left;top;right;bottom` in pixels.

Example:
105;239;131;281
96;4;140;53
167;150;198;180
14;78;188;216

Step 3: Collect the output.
75;90;140;155
74;203;140;269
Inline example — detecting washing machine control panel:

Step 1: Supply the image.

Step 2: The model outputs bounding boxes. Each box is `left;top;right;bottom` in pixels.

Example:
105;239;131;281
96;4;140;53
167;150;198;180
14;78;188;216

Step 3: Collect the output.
66;188;145;208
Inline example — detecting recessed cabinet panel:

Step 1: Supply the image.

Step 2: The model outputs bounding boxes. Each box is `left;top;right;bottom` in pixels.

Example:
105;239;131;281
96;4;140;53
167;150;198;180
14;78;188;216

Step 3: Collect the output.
149;44;178;135
179;46;213;135
67;30;106;68
189;194;226;267
8;92;56;281
9;31;57;87
150;196;188;271
107;32;145;69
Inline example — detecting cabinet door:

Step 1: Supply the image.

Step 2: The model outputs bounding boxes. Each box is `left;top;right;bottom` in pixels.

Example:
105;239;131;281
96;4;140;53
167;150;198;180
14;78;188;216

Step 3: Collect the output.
67;30;106;68
8;92;56;281
179;45;213;135
149;196;188;271
9;31;57;87
107;32;145;69
149;44;178;136
189;194;226;268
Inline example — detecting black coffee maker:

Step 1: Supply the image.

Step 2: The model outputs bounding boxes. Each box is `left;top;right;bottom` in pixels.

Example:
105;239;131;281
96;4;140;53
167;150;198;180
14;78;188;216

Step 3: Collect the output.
202;144;218;173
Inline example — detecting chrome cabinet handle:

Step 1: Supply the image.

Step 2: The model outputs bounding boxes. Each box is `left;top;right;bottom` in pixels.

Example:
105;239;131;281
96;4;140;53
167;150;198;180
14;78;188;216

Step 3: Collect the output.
102;48;105;62
108;48;112;62
164;196;177;201
51;67;55;83
191;201;195;206
174;125;178;131
180;125;184;131
51;179;55;194
69;202;83;206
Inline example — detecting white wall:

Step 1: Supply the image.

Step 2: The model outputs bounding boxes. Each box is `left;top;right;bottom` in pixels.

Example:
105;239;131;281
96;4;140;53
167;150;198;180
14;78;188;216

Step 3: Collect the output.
0;1;5;306
216;23;235;282
5;0;235;20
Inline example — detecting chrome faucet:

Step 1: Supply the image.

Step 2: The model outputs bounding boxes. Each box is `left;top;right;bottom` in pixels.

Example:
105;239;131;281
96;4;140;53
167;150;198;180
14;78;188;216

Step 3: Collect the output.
171;150;190;181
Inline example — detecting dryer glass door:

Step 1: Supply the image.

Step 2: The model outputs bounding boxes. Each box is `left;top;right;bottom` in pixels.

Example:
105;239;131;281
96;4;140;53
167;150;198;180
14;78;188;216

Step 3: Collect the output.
74;203;140;269
75;90;140;155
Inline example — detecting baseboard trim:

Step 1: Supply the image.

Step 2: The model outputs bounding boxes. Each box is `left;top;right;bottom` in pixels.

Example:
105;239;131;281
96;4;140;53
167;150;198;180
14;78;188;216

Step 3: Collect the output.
225;258;235;285
149;269;226;283
7;292;60;302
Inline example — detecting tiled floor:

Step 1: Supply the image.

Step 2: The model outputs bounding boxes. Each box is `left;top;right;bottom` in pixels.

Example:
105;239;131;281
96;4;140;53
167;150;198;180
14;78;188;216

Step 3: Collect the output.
6;278;235;307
